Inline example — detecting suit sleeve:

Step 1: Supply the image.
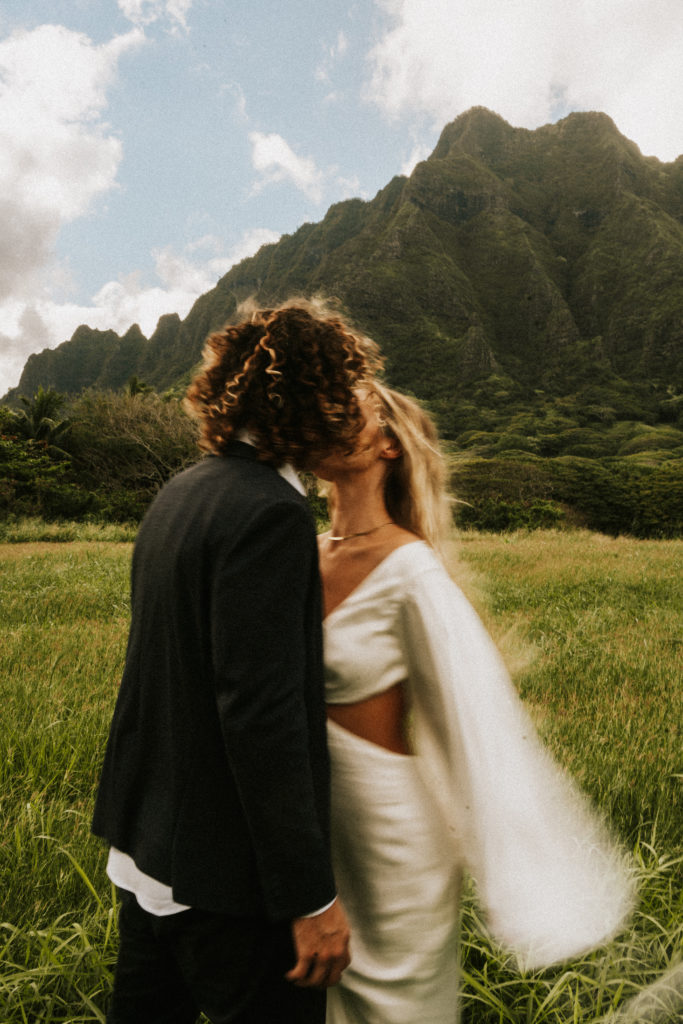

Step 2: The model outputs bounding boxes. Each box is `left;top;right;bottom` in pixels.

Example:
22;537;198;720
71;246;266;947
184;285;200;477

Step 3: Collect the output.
209;498;336;921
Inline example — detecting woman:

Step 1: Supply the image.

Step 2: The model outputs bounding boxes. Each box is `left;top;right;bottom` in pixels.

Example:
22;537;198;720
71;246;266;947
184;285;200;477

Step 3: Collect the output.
314;384;634;1024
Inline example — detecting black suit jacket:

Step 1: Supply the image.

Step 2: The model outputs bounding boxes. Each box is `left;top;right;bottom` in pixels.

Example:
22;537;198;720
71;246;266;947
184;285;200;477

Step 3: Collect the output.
92;444;336;921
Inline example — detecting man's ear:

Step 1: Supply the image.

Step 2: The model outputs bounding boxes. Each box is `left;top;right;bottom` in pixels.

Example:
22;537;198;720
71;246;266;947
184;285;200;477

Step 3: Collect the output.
380;437;403;461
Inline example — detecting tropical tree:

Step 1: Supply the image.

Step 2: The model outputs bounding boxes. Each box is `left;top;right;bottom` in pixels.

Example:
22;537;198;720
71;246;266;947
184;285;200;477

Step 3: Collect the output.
12;386;72;454
0;403;91;520
125;375;154;397
65;390;199;520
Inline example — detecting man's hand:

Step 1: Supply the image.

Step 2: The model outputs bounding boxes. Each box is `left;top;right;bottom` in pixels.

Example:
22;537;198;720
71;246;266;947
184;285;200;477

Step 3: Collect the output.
286;899;351;988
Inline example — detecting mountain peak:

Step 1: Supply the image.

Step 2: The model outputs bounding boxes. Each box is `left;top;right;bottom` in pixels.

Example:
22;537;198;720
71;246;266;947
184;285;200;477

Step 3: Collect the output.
550;109;639;151
5;109;681;406
431;107;516;160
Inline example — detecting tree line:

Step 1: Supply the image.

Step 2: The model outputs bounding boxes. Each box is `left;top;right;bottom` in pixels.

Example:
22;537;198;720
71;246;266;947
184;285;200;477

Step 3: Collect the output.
0;383;199;523
1;382;681;538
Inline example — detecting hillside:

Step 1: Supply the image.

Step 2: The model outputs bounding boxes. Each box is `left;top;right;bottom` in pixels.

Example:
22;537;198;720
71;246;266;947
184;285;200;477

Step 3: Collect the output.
5;107;683;451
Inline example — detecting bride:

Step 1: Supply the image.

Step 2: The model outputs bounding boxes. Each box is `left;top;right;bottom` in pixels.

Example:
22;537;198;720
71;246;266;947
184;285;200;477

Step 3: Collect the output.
313;384;634;1024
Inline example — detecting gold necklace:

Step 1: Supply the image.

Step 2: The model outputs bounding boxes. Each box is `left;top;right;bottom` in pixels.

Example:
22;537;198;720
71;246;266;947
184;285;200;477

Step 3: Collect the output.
328;522;394;542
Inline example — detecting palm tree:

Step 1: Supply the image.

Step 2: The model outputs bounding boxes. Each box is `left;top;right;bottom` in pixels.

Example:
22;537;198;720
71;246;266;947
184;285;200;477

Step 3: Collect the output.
125;375;154;397
14;386;72;454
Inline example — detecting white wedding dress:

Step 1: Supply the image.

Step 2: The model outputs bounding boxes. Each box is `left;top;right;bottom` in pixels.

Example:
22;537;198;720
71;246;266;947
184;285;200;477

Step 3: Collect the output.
324;541;634;1024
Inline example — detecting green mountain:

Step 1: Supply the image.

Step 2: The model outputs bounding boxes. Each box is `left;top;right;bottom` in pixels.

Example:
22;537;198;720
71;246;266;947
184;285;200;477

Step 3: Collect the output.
7;107;683;437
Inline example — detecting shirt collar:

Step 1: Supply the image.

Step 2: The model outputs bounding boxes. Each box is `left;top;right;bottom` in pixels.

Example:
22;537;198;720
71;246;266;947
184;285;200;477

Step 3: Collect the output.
236;429;306;496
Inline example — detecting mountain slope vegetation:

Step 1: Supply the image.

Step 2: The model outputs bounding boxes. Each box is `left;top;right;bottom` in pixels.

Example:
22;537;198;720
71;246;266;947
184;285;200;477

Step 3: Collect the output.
9;107;681;412
4;108;682;535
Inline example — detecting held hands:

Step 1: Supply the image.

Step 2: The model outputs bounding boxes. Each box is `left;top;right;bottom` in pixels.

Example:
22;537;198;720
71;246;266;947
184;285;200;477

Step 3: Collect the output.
287;899;351;988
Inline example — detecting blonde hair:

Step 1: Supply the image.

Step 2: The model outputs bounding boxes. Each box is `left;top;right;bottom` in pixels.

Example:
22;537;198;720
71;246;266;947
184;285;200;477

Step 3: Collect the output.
371;383;451;553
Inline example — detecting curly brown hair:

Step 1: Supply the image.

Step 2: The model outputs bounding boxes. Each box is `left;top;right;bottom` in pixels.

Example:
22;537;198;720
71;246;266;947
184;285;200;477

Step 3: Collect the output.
184;297;383;469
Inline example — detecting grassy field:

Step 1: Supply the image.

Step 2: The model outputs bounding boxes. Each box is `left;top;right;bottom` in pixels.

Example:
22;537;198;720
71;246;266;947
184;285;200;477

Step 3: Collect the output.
0;527;681;1022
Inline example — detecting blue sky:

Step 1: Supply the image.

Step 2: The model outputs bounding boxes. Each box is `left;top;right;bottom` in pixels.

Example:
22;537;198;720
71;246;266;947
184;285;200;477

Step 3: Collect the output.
1;0;682;395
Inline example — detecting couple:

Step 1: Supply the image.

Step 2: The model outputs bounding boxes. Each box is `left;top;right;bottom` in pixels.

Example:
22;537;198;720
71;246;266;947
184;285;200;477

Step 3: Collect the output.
93;299;634;1024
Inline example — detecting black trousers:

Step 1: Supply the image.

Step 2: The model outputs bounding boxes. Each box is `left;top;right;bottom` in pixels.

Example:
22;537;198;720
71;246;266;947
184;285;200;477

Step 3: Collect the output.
107;889;326;1024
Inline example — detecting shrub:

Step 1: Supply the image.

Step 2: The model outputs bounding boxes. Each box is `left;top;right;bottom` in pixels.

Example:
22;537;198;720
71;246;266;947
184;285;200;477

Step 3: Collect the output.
0;434;92;520
451;454;683;537
456;497;565;532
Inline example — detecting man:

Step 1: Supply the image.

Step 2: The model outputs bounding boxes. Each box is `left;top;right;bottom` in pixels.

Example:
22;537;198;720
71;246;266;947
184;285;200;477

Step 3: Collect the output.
92;299;381;1023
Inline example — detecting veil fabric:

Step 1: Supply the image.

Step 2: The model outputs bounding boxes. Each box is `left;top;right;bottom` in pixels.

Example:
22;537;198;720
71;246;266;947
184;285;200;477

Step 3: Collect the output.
401;553;636;970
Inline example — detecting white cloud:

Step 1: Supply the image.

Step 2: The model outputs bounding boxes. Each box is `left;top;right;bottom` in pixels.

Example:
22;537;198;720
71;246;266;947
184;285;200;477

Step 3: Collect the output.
0;306;53;396
249;132;325;203
0;228;281;395
0;16;281;397
248;132;364;205
0;24;143;230
210;228;281;276
400;143;432;177
367;0;683;161
334;175;365;201
316;29;350;90
117;0;193;32
220;82;249;122
0;24;145;392
0;24;144;300
334;31;349;59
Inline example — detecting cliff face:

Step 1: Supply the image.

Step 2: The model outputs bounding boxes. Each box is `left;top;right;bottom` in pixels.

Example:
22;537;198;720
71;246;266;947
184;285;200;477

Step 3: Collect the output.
7;107;683;406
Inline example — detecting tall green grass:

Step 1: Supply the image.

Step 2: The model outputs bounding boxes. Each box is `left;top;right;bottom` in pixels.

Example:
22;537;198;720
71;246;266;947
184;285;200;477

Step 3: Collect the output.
451;531;681;850
1;543;130;1020
0;532;680;1022
0;517;138;544
451;531;682;1023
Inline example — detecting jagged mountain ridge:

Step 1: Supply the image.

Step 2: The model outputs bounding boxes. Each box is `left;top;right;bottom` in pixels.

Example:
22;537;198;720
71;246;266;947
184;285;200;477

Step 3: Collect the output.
7;107;683;418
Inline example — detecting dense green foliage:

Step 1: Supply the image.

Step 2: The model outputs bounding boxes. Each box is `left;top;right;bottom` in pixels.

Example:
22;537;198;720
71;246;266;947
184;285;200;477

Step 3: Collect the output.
3;383;682;536
0;533;680;1021
452;453;683;537
0;390;198;523
64;389;198;520
0;404;93;521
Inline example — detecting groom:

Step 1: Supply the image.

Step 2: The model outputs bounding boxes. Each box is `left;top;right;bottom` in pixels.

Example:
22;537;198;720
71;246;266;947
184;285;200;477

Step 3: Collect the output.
92;299;379;1023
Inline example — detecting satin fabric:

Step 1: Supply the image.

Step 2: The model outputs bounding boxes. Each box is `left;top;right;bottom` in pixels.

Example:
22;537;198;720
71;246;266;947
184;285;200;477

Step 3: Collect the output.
324;542;634;1021
325;719;461;1023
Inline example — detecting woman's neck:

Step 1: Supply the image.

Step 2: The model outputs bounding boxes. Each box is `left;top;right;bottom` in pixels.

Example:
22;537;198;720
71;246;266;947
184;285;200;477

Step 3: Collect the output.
328;477;390;539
